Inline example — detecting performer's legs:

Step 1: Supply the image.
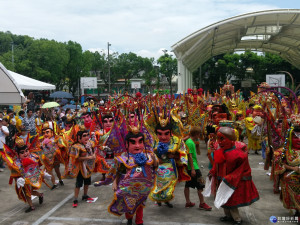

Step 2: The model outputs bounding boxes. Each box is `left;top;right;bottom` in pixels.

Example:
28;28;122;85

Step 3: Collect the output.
82;176;91;199
135;206;144;225
83;184;89;196
223;208;232;217
125;213;133;225
125;206;143;225
73;172;83;207
24;189;35;212
54;164;63;184
47;169;56;187
229;208;242;222
32;190;43;204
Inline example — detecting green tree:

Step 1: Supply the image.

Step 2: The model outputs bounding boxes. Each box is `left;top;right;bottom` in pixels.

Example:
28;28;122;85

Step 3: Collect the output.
141;57;155;93
64;41;89;95
157;52;177;95
114;52;144;92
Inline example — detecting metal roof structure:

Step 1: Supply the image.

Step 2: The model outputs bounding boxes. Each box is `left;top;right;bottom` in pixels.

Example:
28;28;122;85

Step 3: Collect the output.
171;9;300;93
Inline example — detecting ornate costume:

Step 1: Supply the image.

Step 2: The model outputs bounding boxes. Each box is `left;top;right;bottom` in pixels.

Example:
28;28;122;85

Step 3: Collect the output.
149;136;190;202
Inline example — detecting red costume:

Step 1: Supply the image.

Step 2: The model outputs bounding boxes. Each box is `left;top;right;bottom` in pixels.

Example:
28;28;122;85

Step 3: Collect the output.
209;145;259;208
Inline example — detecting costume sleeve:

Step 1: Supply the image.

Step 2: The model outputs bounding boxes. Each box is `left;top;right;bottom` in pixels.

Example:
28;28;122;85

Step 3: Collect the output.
176;139;190;182
65;145;80;178
94;158;119;186
222;153;249;190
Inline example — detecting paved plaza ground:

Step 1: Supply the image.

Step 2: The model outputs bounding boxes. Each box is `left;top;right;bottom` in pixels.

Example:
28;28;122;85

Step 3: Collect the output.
0;141;298;225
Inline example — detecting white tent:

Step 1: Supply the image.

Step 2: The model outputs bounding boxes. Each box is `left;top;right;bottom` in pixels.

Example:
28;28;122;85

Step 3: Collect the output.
0;63;25;105
8;70;56;90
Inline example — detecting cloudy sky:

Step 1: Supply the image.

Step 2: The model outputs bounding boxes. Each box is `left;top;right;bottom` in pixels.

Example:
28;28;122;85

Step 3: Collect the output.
0;0;298;59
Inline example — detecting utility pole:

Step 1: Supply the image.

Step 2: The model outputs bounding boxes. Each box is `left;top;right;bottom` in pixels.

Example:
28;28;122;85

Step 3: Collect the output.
108;42;111;94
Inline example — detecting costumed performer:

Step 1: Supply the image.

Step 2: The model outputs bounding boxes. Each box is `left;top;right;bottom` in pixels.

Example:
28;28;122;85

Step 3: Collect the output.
208;127;259;225
94;120;158;225
67;126;96;208
0;137;52;213
149;116;190;208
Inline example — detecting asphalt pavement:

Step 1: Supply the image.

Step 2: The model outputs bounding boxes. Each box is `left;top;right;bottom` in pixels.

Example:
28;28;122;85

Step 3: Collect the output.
0;141;298;225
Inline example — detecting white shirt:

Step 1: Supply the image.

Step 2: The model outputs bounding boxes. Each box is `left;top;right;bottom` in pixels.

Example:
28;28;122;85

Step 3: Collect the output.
0;125;9;149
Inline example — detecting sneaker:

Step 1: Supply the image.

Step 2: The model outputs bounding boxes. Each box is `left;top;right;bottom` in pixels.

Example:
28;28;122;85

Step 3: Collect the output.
233;220;242;225
157;202;162;206
59;180;64;186
39;193;44;204
82;195;93;201
0;168;4;172
25;206;35;213
199;202;212;211
72;200;78;208
51;184;58;190
185;202;195;208
165;202;173;208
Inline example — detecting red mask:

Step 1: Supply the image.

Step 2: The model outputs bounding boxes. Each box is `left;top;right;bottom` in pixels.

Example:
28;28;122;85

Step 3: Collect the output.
217;132;234;150
213;113;227;125
82;114;92;129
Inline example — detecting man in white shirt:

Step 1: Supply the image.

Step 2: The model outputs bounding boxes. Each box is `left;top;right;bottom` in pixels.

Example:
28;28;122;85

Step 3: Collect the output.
0;118;9;171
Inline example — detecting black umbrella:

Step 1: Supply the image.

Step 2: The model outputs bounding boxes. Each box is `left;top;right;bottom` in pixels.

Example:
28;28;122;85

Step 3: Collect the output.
49;91;74;99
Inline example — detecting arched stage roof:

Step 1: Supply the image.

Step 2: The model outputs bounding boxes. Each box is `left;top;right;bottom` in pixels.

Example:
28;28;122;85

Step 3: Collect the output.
172;9;300;73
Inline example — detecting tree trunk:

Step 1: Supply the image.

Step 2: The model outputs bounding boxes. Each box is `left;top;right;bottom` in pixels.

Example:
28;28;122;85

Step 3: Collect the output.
169;80;173;96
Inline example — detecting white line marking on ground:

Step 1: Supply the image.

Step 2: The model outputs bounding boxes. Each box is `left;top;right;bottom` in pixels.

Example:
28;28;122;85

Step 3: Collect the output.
0;205;26;224
48;217;121;223
32;193;74;225
47;216;215;225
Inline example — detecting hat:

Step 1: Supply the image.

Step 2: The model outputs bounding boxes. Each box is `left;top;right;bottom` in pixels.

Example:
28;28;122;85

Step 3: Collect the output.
7;109;13;114
218;127;236;141
253;105;263;110
0;118;2;121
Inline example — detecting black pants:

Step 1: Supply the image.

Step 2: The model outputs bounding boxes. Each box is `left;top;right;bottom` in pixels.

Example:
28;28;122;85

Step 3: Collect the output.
75;171;91;188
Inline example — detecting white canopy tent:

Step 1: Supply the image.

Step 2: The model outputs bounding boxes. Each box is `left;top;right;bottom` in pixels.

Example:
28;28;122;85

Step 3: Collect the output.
0;63;25;105
8;70;56;90
172;9;300;93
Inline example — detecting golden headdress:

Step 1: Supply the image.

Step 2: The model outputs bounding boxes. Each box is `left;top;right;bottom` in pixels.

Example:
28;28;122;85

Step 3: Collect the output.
15;137;26;148
42;122;53;130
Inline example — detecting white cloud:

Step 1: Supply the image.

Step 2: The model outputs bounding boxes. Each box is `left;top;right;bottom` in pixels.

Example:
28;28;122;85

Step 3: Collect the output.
0;0;284;60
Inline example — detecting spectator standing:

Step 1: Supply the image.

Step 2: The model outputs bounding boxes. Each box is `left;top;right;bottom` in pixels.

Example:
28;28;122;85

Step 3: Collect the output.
23;109;36;138
16;110;26;132
5;117;17;148
26;92;36;112
0;118;9;171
